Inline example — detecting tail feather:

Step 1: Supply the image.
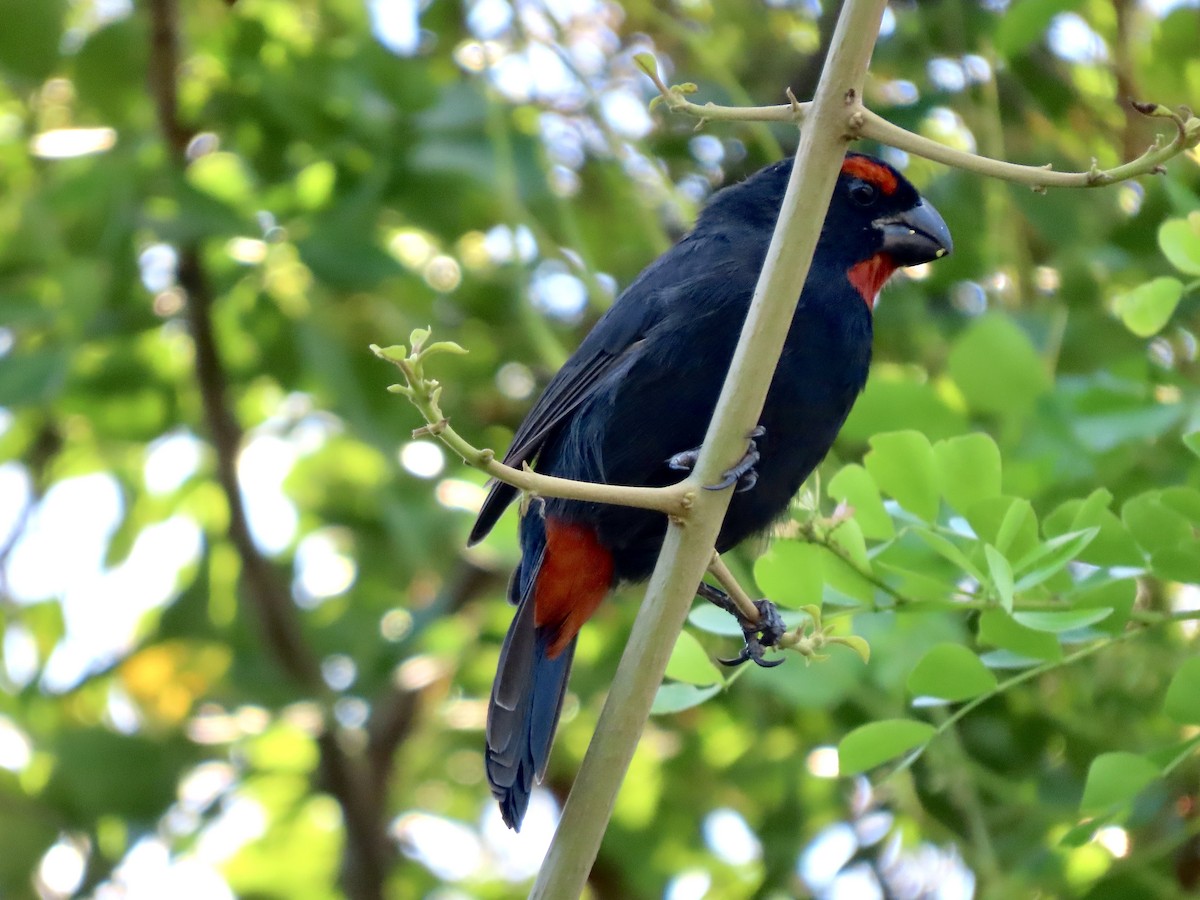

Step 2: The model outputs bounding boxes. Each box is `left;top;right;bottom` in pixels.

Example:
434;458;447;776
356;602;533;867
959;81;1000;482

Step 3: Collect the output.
486;572;577;828
485;512;610;831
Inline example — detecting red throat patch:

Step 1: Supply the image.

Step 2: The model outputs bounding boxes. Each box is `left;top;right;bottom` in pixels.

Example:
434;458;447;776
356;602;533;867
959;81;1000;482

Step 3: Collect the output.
847;253;897;310
841;157;898;195
533;518;614;658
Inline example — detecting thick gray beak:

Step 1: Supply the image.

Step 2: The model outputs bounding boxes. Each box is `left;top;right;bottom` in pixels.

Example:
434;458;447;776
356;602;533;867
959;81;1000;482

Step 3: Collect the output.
875;199;952;266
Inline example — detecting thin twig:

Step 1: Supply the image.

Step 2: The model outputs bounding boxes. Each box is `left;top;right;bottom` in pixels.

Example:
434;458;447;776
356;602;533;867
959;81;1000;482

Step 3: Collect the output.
373;341;696;518
637;58;1200;189
707;552;762;623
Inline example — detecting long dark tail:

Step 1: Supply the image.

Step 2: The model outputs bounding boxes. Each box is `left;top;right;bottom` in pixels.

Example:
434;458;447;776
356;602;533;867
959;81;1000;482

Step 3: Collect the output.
485;509;614;830
485;513;576;830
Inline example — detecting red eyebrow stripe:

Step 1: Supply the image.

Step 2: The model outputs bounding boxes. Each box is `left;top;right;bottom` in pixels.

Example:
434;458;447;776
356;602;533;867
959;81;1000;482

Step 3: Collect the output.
841;157;898;195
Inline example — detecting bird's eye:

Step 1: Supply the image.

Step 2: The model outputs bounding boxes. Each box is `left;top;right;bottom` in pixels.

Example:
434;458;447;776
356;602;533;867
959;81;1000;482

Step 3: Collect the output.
849;180;877;206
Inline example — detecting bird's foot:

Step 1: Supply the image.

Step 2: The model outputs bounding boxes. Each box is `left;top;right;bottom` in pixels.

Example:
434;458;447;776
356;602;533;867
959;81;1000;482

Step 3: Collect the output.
695;582;786;668
668;426;765;493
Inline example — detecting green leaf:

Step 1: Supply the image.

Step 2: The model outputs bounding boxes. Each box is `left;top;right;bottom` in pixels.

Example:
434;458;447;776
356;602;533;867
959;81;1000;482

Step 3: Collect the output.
1044;491;1144;567
1080;752;1160;815
841;375;968;444
980;649;1046;669
1164;657;1200;725
295;161;337;210
947;315;1050;418
1160;487;1200;525
821;526;876;604
994;498;1037;556
864;430;940;522
1158;215;1200;275
831;634;871;664
1068;579;1136;634
1185;431;1200;458
934;433;1002;513
1011;608;1112;633
966;496;1039;562
1071;404;1185;454
984;545;1014;612
913;527;985;582
1012;528;1098;592
1123;492;1192;555
838;719;936;775
665;630;723;687
1149;544;1200;583
828;464;894;540
0;348;71;407
1059;817;1115;849
754;542;823;608
907;644;997;702
0;0;64;82
1115;277;1184;338
651;682;722;715
828;518;870;569
187;152;257;209
978;610;1062;661
74;19;148;122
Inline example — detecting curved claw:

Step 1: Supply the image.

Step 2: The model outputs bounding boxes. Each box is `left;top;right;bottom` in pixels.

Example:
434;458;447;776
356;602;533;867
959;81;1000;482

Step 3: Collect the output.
695;584;787;668
719;647;785;668
667;448;699;473
719;600;788;667
704;426;766;493
671;426;766;492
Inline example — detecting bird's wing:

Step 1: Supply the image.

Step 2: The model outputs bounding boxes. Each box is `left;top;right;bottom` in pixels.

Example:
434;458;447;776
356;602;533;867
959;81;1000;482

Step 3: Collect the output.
467;255;687;546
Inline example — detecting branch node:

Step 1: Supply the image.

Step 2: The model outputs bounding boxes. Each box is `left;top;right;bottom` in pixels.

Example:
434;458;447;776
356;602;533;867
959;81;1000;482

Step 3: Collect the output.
785;86;803;114
412;419;448;439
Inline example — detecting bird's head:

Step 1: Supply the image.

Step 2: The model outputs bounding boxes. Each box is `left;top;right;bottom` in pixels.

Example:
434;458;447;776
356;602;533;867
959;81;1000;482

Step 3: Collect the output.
702;152;952;310
824;153;952;308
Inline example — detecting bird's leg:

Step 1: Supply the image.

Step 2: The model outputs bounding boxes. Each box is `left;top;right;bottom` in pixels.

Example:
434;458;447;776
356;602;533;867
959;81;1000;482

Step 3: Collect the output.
696;552;787;668
668;426;765;493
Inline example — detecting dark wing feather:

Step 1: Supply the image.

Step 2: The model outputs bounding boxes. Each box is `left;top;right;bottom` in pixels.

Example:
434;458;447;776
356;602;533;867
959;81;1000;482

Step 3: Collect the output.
466;242;704;546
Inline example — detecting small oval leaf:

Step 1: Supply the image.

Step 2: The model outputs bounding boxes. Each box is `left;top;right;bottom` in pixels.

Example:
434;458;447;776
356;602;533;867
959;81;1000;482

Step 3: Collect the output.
1011;608;1113;633
1159;217;1200;275
1164;657;1200;725
1080;752;1160;815
665;630;723;687
838;719;936;775
1115;277;1184;338
651;682;722;716
907;643;998;702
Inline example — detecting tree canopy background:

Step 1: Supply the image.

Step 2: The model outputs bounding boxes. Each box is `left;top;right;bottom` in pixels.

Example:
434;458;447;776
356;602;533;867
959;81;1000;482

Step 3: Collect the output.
1;0;1200;897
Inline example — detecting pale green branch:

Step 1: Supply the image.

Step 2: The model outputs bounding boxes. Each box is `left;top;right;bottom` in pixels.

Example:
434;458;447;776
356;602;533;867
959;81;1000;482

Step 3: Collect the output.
637;54;1200;190
707;551;763;623
371;338;695;518
531;3;892;894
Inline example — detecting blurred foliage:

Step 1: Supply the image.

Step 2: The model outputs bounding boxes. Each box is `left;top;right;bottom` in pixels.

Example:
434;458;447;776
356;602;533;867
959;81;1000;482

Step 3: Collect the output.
1;0;1199;898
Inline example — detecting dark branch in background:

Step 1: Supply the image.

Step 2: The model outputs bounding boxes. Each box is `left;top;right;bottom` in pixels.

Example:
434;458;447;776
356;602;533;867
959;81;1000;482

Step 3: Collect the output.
177;252;322;686
1112;0;1149;162
0;423;61;608
145;2;394;896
